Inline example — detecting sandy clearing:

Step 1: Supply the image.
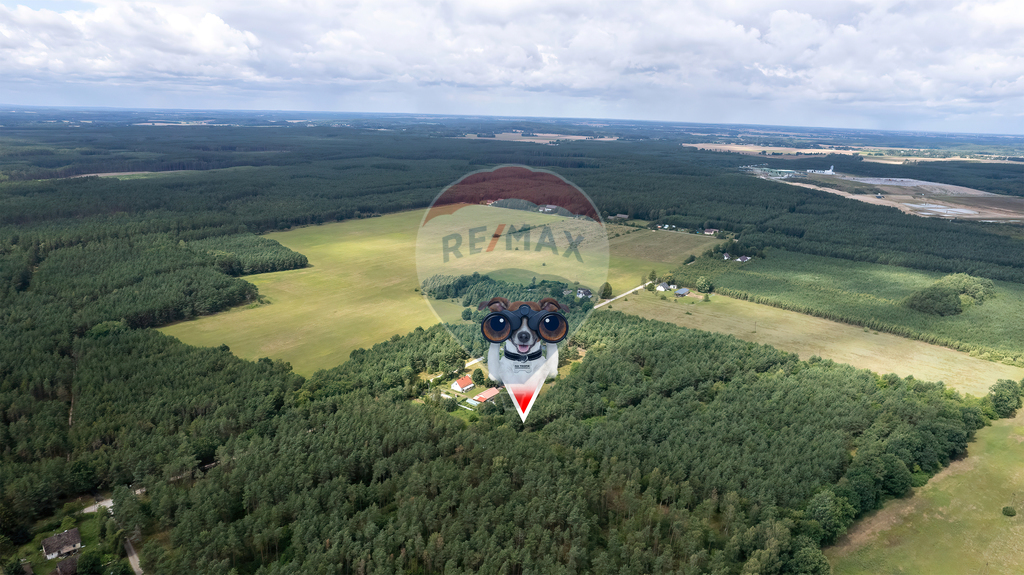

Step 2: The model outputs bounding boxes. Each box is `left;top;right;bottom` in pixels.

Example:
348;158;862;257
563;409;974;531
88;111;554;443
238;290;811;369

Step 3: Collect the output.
776;179;1024;221
67;170;188;178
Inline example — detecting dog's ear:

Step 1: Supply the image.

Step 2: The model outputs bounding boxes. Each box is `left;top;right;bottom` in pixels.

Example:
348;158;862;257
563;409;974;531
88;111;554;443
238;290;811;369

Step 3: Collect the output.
538;297;564;312
478;297;510;312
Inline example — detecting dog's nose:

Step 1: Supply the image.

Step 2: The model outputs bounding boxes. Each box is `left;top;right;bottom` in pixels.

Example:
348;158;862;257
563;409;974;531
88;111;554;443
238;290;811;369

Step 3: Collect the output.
517;331;530;343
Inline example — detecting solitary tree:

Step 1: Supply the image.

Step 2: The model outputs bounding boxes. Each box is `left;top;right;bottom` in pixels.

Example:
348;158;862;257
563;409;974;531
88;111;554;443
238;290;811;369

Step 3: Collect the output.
696;276;713;293
599;282;613;299
648;270;657;283
461;308;472;321
471;368;485;387
990;379;1022;418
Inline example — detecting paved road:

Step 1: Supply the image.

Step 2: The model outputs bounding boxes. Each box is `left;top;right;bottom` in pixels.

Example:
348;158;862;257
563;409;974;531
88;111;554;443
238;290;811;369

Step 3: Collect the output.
82;488;145;514
594;282;650;309
124;538;143;574
82;498;111;514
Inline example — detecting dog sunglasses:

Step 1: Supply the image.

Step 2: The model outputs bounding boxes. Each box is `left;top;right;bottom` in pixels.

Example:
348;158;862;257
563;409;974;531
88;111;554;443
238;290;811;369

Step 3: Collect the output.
481;305;568;344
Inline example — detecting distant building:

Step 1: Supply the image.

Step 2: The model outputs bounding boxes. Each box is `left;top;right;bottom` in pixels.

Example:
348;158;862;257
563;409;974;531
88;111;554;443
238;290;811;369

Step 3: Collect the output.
807;165;835;175
451;376;474;393
656;282;670;291
611;213;629;220
675;288;690;297
722;252;731;260
704;228;719;235
42;528;81;561
473;388;500;403
738;256;751;262
577;288;592;299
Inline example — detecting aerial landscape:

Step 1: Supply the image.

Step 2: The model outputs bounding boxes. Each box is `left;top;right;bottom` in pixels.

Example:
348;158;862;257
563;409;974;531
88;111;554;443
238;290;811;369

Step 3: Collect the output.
2;1;1024;574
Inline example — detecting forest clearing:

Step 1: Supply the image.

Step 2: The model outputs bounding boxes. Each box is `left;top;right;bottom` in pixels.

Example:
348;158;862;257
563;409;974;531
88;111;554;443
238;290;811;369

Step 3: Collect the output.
160;211;437;375
160;211;712;375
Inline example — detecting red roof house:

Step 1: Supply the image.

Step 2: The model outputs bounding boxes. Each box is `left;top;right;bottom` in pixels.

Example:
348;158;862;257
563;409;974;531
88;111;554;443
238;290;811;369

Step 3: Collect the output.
473;388;500;402
451;376;474;393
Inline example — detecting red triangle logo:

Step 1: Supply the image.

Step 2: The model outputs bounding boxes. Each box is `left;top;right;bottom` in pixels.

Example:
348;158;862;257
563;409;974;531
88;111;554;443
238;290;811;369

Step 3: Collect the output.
504;380;542;423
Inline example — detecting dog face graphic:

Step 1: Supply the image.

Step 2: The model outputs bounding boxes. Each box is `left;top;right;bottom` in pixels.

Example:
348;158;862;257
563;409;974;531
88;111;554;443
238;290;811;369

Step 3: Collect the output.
477;297;566;352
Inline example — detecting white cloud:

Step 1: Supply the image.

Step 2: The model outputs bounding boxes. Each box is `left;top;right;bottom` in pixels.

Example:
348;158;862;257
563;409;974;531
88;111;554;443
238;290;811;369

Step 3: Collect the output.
1;0;1023;131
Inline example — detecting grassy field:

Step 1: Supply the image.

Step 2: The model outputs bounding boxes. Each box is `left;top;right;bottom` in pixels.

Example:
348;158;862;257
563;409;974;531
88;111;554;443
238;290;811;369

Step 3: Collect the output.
160;212;438;375
160;213;715;375
675;249;1024;364
826;408;1024;575
604;224;720;294
608;289;1024;397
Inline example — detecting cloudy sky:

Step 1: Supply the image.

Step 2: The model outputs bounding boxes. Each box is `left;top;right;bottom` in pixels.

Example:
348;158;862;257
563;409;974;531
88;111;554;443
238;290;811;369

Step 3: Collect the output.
2;0;1023;133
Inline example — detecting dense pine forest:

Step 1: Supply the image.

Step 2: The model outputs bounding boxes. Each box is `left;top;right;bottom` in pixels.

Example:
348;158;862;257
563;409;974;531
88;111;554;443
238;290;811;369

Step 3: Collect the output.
2;115;1023;574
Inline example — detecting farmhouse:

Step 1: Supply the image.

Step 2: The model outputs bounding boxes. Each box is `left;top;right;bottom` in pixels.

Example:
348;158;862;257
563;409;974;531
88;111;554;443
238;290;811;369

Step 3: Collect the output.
42;528;81;560
738;256;751;262
577;288;592;299
473;388;500;403
656;282;670;291
675;288;690;297
451;376;474;393
704;228;719;235
722;252;731;260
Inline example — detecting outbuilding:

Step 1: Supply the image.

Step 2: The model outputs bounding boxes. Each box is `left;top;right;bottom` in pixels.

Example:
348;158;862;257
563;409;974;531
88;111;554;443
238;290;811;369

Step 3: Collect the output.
473;388;501;403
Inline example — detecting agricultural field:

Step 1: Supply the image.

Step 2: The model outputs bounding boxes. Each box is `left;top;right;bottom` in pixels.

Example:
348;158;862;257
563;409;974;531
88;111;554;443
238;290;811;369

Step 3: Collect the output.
609;289;1024;397
826;408;1024;575
160;212;706;375
160;211;437;375
674;249;1024;365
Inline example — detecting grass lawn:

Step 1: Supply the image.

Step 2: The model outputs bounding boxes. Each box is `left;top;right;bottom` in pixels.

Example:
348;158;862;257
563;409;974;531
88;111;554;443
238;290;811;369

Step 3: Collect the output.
161;212;715;376
609;289;1024;397
826;408;1024;575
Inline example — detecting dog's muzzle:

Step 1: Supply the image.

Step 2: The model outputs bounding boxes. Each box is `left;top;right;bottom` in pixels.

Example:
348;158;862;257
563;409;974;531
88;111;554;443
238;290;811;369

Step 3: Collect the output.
481;305;567;344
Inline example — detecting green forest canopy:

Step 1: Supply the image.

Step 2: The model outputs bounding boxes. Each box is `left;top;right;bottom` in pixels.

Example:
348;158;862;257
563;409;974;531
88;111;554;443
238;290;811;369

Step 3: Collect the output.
2;119;1023;574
